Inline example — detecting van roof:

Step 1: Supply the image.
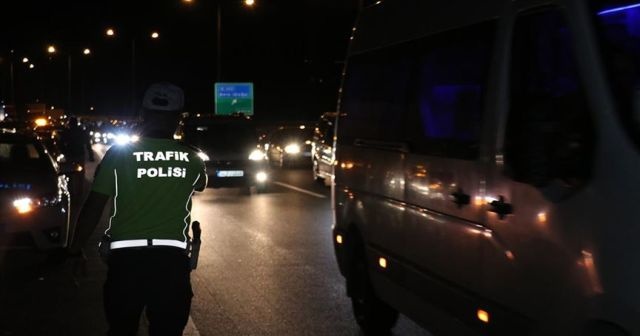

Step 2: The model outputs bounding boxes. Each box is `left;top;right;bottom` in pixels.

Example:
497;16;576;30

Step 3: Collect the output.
350;0;553;56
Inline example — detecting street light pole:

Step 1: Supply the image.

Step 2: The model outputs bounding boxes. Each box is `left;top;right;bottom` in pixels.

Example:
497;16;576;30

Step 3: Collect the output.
131;38;137;117
217;2;222;82
9;60;15;107
68;54;72;113
214;0;255;82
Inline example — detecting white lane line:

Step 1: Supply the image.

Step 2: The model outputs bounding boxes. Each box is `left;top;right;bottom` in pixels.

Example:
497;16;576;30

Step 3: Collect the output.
183;315;200;336
273;182;327;199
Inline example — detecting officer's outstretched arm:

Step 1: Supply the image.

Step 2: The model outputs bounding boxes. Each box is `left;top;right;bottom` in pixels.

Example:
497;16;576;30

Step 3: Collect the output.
68;191;110;255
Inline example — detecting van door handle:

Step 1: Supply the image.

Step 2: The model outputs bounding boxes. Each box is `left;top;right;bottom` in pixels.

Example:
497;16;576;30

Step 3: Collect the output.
488;195;513;220
450;188;470;208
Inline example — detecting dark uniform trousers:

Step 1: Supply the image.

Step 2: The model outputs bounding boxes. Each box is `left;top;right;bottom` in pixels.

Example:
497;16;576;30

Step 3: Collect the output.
104;247;192;336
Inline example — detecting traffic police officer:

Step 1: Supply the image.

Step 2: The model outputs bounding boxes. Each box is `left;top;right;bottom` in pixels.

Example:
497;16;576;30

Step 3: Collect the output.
68;82;207;336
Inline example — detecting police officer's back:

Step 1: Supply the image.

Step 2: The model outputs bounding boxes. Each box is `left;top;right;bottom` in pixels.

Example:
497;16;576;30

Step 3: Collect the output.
68;83;207;336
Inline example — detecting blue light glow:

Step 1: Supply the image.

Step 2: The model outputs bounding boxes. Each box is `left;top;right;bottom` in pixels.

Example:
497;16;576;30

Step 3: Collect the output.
598;3;640;15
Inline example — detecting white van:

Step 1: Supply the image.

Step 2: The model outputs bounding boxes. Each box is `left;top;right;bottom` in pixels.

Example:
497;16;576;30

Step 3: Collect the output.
332;0;640;335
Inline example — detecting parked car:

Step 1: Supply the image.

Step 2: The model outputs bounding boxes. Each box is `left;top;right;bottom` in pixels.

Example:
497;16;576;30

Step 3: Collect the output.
175;115;269;193
332;1;640;335
0;129;72;250
265;125;313;168
311;112;337;186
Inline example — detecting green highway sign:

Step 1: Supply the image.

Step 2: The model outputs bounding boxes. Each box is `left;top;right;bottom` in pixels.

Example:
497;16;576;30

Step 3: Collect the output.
215;82;254;115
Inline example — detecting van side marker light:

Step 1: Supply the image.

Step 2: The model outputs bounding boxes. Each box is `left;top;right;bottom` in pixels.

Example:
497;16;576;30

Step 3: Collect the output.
336;235;343;244
537;212;547;224
378;257;387;269
477;309;490;324
505;250;515;260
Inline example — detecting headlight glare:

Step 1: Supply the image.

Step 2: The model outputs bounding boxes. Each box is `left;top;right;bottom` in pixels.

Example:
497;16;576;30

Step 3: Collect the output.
284;144;301;154
256;171;268;183
13;198;34;214
249;149;265;161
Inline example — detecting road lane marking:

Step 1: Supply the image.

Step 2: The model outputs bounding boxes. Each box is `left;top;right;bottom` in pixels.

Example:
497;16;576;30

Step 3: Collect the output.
273;182;327;199
184;315;200;336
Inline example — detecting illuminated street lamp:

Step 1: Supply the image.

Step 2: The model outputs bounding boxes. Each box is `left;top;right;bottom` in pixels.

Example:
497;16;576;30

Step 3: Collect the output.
47;45;56;54
22;57;29;63
29;64;35;69
83;48;91;55
104;28;162;116
212;0;256;81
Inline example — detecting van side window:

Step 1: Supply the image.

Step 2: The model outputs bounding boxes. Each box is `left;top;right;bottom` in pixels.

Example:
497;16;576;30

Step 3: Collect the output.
411;21;496;159
505;9;595;188
339;48;413;144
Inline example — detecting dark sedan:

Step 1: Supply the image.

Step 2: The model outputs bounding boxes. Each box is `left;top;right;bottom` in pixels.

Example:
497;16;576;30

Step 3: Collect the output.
0;129;72;250
176;115;270;193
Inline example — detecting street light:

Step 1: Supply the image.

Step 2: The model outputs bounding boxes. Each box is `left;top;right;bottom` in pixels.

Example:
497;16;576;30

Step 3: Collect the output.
29;64;35;69
104;27;160;116
213;0;256;81
22;57;29;63
45;47;92;112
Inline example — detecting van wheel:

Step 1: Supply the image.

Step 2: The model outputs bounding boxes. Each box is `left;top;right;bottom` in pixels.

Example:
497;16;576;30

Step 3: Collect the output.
350;249;399;334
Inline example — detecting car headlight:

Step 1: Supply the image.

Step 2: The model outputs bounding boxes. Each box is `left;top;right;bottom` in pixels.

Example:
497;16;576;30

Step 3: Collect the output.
13;195;63;214
249;149;265;161
284;144;301;154
115;134;131;145
114;134;139;145
256;171;268;183
13;198;34;214
197;152;210;161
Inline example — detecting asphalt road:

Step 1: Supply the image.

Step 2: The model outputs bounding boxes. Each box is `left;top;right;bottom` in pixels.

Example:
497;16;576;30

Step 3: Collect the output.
0;146;431;336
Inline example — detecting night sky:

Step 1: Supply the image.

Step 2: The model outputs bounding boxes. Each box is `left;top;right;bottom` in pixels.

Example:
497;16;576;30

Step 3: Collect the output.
0;0;360;121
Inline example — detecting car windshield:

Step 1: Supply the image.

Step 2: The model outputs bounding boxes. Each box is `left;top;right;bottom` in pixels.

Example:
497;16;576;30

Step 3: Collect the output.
0;140;49;169
593;1;640;147
184;123;257;151
276;128;313;142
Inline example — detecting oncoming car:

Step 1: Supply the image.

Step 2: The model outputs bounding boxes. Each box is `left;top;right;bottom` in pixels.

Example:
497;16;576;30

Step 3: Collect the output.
175;115;269;193
0;129;71;250
312;112;337;186
265;125;313;168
